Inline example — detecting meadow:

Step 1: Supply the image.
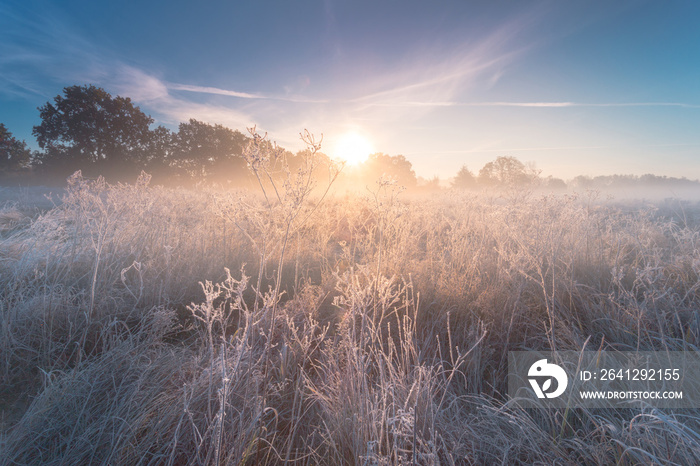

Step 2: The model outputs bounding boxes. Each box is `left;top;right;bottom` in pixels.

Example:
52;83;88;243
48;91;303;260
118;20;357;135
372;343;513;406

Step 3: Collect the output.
1;144;700;464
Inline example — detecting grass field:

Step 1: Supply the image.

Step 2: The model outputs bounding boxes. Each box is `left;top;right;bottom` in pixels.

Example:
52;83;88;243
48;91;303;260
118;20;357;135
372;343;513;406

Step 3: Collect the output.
1;166;700;464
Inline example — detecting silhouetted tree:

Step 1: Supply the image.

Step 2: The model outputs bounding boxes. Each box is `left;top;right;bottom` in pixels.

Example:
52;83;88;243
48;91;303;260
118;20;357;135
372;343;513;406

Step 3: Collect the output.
146;126;175;163
478;156;533;186
543;176;567;190
141;125;179;182
32;85;154;178
0;123;31;172
570;175;594;189
451;165;476;189
172;119;248;182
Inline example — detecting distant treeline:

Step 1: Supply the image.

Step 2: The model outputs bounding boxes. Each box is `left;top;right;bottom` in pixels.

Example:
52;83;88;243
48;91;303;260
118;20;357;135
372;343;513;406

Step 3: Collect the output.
2;84;699;192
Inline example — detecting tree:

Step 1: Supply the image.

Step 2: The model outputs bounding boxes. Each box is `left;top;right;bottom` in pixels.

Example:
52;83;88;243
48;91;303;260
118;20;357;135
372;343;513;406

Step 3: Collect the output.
32;85;154;176
0;123;31;172
543;176;567;191
361;152;417;188
571;175;594;189
286;148;336;185
478;155;533;186
451;164;476;189
139;125;179;182
172;119;248;182
146;126;176;164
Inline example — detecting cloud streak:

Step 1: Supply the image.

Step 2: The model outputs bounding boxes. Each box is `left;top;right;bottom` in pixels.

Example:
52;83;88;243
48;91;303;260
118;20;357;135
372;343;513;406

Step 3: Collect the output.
0;2;117;99
162;17;540;149
109;67;256;130
461;101;700;109
168;83;329;104
0;1;557;147
345;101;700;109
346;26;530;113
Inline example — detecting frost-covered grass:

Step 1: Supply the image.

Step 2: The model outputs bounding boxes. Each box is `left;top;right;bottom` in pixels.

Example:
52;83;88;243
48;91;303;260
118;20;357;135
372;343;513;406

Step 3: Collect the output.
2;158;700;464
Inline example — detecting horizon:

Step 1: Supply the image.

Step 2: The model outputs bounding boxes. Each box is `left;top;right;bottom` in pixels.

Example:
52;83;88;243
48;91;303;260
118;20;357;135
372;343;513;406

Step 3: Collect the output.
2;0;700;181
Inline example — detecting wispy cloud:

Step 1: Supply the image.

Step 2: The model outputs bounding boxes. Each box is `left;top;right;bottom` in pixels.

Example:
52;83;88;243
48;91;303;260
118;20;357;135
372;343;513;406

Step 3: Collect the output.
466;101;575;107
263;15;540;149
582;102;700;109
168;83;264;100
168;83;329;104
155;16;540;149
460;101;700;109
0;0;257;131
0;2;127;99
112;67;170;102
109;66;255;130
353;100;700;109
355;101;574;108
347;30;529;112
0;0;543;147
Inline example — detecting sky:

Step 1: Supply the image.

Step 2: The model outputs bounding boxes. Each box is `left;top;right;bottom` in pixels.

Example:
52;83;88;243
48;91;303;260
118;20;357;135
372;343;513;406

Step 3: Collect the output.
2;0;700;180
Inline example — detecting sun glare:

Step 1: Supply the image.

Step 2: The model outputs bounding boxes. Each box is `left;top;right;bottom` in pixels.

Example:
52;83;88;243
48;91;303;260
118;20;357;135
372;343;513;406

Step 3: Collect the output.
333;132;374;165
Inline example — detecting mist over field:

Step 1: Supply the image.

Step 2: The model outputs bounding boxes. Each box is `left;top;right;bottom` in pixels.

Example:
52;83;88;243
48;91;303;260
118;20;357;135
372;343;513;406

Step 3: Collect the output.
1;131;700;464
2;81;700;466
2;86;700;465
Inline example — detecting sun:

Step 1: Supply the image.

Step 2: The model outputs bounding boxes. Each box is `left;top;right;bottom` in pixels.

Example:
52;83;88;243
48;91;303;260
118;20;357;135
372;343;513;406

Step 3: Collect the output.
333;132;374;166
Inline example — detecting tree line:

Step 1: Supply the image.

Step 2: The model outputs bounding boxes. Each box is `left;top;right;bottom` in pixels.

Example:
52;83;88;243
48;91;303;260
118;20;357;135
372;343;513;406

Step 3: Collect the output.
1;85;419;187
27;85;252;184
2;84;699;191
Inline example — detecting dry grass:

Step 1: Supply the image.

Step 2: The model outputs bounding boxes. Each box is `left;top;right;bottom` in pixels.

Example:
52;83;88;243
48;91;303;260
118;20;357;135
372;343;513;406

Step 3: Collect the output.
1;147;700;464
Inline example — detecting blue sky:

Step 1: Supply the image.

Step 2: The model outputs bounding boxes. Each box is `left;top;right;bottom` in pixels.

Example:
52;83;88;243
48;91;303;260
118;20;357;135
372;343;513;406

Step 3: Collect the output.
2;0;700;180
